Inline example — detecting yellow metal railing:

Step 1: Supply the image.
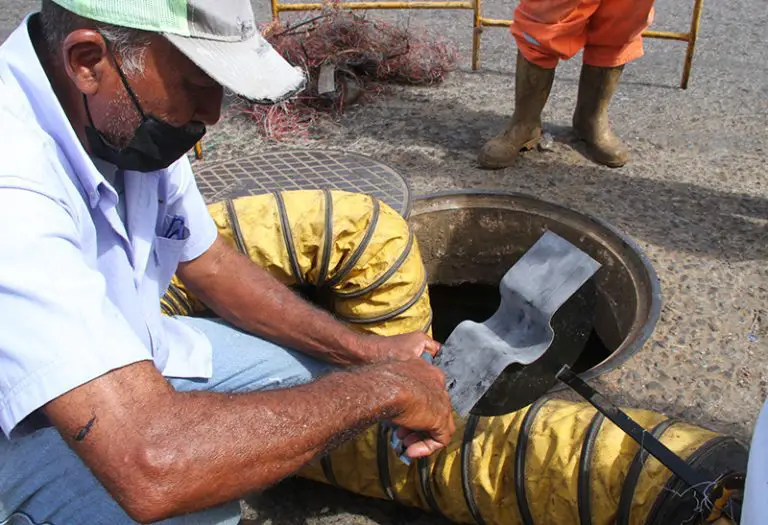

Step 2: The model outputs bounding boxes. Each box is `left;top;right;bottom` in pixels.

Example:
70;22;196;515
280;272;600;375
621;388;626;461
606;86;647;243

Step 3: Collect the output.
269;0;705;89
645;0;705;89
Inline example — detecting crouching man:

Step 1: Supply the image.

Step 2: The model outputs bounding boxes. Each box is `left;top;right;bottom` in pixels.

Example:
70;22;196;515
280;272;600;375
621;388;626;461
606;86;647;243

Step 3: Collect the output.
0;1;454;523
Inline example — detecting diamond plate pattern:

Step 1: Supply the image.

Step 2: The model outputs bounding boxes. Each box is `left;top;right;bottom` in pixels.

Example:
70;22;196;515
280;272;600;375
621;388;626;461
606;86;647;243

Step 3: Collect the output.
193;150;412;218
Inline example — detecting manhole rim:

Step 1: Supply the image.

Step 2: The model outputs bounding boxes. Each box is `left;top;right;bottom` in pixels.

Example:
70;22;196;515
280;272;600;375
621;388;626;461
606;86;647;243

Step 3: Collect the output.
409;189;663;388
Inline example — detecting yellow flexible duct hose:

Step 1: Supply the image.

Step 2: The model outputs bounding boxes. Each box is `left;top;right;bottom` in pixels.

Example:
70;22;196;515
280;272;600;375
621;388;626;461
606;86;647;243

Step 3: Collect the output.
161;190;745;525
299;399;743;525
161;190;432;336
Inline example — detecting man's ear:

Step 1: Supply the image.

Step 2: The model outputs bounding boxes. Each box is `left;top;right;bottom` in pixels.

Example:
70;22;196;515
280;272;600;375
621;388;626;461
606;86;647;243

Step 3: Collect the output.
61;29;110;96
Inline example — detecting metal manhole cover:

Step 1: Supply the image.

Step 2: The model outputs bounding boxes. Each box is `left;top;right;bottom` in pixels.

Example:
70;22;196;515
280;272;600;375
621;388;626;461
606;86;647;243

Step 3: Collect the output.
194;150;412;218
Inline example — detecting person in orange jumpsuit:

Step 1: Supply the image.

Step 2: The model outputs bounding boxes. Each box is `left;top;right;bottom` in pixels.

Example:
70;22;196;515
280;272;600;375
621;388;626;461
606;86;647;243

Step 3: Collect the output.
479;0;655;169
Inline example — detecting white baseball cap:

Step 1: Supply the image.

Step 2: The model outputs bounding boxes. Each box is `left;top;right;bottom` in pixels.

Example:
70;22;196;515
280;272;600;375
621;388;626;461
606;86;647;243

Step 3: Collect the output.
51;0;306;103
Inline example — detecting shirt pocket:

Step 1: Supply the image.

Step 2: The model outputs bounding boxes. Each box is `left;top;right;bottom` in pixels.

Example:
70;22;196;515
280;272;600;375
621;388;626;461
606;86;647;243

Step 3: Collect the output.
151;234;188;297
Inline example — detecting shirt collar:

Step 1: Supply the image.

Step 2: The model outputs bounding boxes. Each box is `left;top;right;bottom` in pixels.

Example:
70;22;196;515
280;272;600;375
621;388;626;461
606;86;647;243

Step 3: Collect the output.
1;15;119;208
90;156;120;193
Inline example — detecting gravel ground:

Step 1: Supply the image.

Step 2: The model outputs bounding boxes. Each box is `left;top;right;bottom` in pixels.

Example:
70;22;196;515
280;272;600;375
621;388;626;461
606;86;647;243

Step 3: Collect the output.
3;1;767;524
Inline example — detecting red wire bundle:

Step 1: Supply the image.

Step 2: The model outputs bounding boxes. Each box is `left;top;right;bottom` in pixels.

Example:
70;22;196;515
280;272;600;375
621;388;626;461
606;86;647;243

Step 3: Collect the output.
246;9;458;140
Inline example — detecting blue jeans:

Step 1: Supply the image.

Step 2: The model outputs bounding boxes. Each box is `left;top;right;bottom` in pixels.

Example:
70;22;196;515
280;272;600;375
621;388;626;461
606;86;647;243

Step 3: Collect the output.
0;318;330;525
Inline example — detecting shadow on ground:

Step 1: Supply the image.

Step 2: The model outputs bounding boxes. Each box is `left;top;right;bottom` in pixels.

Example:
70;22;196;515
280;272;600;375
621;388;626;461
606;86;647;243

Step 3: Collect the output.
242;477;448;525
515;159;768;263
349;99;767;263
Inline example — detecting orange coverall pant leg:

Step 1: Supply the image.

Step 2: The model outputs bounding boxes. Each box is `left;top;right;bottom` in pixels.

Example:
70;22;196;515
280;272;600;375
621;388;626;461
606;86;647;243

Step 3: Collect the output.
511;0;655;69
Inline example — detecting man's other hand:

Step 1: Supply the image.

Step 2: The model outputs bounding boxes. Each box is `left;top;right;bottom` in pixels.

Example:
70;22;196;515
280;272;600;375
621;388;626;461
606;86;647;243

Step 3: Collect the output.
364;332;442;363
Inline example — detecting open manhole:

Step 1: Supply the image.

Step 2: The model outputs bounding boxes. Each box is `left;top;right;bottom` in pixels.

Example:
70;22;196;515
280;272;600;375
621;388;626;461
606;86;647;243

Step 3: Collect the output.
409;191;661;404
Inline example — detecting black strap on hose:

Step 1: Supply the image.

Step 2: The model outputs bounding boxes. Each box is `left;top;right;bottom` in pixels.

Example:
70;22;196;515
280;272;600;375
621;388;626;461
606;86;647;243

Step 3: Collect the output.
460;414;486;525
577;412;605;525
376;424;399;502
324;196;380;288
320;455;339;488
556;365;729;519
336;229;415;299
515;397;549;525
616;418;679;525
273;192;305;286
417;456;443;516
339;276;428;325
317;189;333;287
224;199;247;256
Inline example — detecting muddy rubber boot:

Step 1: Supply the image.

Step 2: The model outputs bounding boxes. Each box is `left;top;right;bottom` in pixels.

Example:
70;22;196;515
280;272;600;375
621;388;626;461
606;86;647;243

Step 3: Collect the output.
478;52;556;169
572;64;630;168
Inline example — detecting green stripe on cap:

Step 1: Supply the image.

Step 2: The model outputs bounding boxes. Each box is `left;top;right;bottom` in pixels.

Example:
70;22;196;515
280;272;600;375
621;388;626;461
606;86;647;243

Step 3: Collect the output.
50;0;191;36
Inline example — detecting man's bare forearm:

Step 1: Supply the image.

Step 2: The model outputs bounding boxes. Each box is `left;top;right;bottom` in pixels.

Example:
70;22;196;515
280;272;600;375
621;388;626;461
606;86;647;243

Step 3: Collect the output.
178;236;371;365
46;362;410;523
147;368;401;518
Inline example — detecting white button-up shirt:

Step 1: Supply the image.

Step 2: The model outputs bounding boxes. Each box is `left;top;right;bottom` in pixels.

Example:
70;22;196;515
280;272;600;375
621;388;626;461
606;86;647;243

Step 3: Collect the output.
0;16;217;438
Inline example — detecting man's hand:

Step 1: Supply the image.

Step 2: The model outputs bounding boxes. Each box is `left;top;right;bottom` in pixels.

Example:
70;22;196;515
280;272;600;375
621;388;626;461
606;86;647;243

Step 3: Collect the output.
363;332;442;363
374;357;455;459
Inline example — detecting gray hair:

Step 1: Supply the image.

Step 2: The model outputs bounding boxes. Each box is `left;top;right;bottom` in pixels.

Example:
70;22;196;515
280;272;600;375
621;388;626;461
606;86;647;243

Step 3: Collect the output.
39;0;152;74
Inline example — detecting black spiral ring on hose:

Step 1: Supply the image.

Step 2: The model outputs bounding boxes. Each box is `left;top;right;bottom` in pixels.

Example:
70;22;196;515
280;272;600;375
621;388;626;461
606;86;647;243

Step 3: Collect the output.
324;196;380;288
376;425;400;502
339;276;428;325
163;282;191;315
320;455;339;488
577;412;606;525
420;311;434;334
160;300;175;316
461;414;486;525
616;418;679;525
515;398;550;525
418;456;443;516
317;189;334;287
273;192;305;287
335;229;415;300
225;199;248;256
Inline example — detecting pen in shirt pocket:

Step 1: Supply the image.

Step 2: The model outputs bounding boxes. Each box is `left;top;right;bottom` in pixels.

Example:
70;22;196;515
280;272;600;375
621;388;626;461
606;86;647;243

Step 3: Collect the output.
165;215;187;240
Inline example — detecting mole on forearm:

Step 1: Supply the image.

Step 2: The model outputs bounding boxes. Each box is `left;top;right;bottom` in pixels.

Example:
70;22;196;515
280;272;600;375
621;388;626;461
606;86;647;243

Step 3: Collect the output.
73;415;97;442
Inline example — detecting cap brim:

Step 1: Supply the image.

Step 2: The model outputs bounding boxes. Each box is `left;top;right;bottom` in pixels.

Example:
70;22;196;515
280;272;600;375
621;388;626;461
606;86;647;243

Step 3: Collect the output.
164;31;306;104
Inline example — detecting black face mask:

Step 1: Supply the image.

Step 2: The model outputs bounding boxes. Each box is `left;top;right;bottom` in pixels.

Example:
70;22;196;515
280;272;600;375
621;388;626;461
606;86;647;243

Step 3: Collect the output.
84;41;207;173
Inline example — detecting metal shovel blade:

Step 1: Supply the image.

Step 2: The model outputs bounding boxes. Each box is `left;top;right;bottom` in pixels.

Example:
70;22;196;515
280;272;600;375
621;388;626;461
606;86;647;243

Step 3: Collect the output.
435;231;602;417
